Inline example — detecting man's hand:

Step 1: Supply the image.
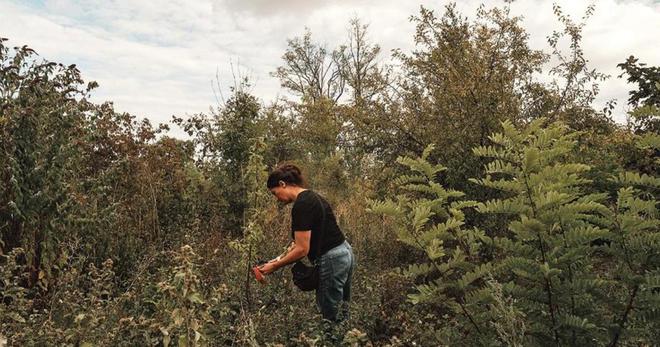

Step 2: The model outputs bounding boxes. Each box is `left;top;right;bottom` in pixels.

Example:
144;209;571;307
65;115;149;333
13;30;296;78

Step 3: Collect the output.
258;260;279;275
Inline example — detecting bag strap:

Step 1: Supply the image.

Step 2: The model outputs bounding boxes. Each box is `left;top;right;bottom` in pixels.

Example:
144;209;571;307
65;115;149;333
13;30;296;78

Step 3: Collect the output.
310;191;326;263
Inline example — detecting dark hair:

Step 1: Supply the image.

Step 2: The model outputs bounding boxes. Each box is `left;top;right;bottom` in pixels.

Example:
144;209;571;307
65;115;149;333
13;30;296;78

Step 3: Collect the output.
267;164;306;189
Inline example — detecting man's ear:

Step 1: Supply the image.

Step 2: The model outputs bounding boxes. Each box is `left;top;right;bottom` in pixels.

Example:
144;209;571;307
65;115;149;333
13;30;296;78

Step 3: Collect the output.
279;180;286;188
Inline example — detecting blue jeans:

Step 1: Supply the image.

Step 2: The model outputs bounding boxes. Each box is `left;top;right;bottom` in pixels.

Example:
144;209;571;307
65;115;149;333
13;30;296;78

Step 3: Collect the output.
316;241;355;322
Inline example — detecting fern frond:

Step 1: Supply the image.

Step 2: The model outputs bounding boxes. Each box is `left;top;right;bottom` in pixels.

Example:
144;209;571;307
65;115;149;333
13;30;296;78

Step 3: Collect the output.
568;278;611;292
564;226;611;246
367;199;403;218
477;199;529;215
637;132;660;150
613;172;660;189
558;201;611;219
402;262;435;278
457;263;494;290
494;237;537;258
393;174;426;187
557;314;597;331
535;191;572;210
397;155;446;180
450;200;480;211
472;176;523;193
412;205;433;231
509;216;545;241
484;159;519;175
644;275;660;289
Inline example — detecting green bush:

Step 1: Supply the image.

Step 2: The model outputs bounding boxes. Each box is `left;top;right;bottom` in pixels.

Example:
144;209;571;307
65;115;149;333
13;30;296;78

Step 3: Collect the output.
371;119;659;346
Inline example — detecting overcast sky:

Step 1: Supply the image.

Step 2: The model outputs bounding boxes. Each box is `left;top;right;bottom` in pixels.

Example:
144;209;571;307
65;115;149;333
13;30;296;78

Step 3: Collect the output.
1;0;659;137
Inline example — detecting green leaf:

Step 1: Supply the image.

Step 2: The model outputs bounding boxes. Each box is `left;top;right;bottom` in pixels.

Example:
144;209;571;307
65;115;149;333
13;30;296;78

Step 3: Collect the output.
426;239;445;260
412;205;433;231
477;199;528;215
523;147;540;172
178;335;188;347
9;312;25;323
637;132;660;150
644;275;660;289
188;292;205;304
558;314;596;331
613;171;660;188
367;199;402;217
402;263;434;277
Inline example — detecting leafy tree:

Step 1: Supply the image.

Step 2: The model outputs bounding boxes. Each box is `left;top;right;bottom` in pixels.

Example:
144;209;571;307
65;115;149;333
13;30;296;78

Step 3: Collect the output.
1;36;204;290
334;19;392;177
173;82;263;234
273;29;345;103
472;120;613;344
0;37;95;287
154;245;212;347
605;173;660;345
617;57;660;136
228;139;270;310
75;103;188;280
292;97;343;160
338;18;386;104
546;4;610;125
350;3;550;199
259;102;302;166
617;56;660;108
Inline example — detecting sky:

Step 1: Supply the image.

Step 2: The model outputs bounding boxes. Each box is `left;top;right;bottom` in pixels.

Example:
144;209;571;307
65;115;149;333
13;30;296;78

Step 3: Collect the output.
1;0;659;137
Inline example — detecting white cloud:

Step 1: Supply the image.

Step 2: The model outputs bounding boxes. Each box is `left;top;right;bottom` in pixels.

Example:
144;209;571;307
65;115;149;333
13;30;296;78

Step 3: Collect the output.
0;0;658;131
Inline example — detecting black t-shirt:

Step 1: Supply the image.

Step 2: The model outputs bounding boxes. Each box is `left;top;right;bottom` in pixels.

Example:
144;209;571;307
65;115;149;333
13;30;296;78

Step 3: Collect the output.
291;190;345;261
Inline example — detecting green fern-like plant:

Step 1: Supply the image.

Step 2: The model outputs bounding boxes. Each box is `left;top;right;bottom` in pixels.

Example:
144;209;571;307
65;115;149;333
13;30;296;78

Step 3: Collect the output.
369;145;493;342
371;119;659;345
472;119;659;346
603;142;659;345
472;120;612;345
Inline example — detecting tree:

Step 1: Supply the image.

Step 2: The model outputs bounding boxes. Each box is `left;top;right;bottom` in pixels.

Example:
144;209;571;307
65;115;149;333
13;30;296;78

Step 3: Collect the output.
339;18;386;103
617;56;660;134
273;29;345;103
366;3;548;198
173;80;263;234
618;56;660;108
545;4;610;125
0;38;94;287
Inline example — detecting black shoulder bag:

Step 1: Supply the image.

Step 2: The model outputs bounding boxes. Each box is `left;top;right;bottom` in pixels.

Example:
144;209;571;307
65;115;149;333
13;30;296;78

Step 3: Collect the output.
291;192;326;291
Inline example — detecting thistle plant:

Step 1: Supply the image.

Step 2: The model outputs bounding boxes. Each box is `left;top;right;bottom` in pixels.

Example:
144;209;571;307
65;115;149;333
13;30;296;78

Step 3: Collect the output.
156;245;211;347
